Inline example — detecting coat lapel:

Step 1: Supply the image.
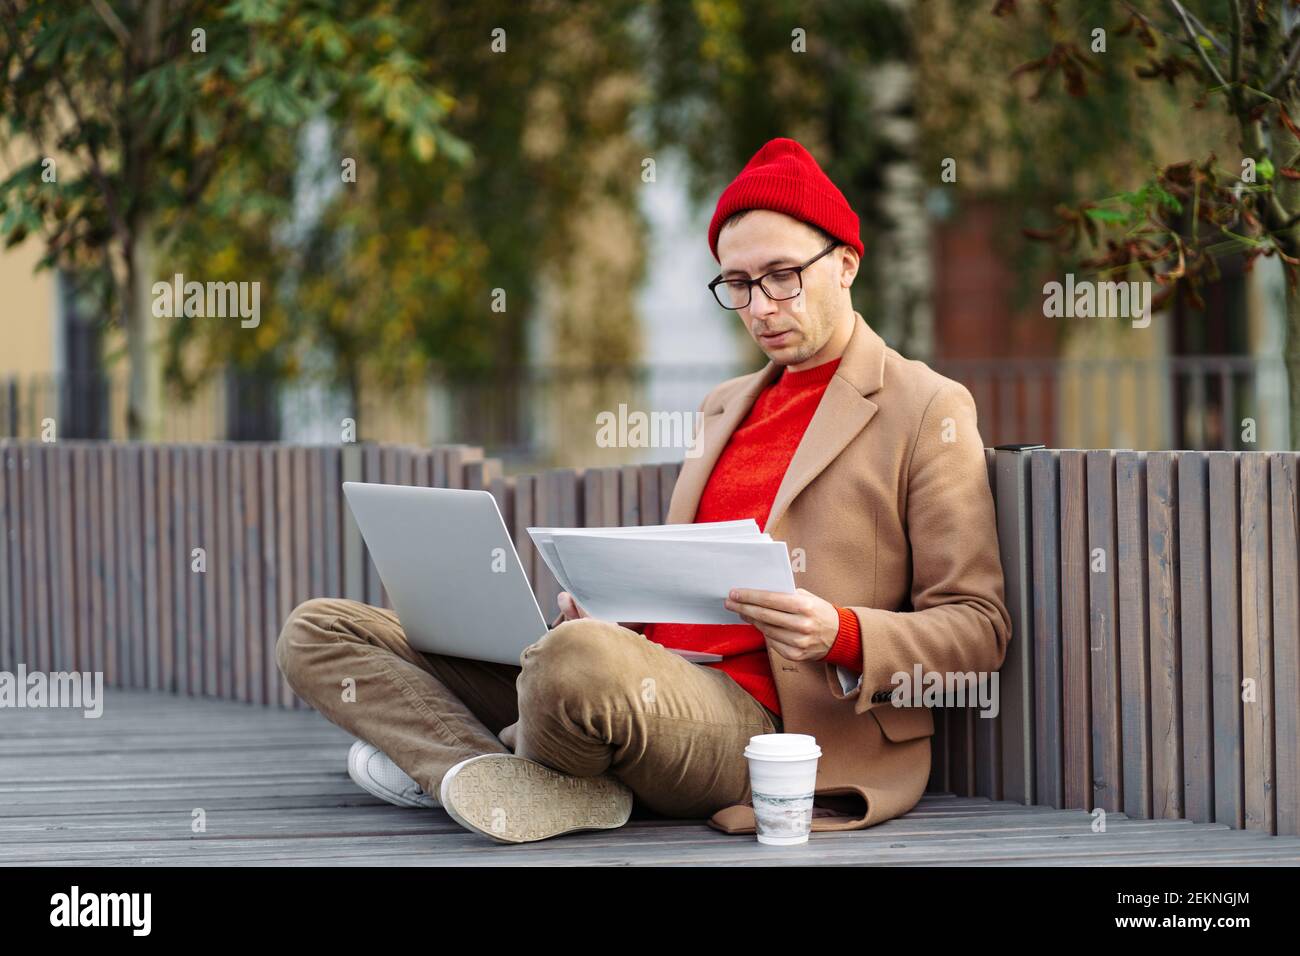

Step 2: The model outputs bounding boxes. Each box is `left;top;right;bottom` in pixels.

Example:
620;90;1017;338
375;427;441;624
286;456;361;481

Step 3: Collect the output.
665;312;888;529
763;313;886;532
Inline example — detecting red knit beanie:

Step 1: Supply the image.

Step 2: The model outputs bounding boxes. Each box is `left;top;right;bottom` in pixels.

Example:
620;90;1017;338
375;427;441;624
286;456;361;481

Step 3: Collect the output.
708;137;863;261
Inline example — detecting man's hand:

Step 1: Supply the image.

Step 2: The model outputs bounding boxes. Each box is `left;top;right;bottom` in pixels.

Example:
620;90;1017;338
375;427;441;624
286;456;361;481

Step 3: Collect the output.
724;587;841;662
557;590;590;621
556;591;646;633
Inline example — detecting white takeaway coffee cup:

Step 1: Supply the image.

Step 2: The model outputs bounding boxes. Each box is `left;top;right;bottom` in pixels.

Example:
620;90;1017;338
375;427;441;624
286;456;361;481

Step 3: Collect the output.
744;733;822;846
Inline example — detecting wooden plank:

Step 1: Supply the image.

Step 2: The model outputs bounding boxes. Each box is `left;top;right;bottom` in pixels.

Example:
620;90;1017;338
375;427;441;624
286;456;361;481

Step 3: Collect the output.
412;448;431;488
169;445;186;692
240;447;262;702
514;474;539;607
463;457;502;495
259;446;280;707
973;447;1001;801
304;447;324;652
228;445;248;704
928;707;951;795
186;445;204;697
1058;449;1091;811
1145;452;1183;821
50;447;74;671
1177;451;1213;824
276;446;296;706
1086;450;1121;814
947;705;975;797
1207;451;1242;829
376;446;410;611
50;444;74;675
540;468;580;618
154;446;174;692
28;443;51;674
0;444;12;671
1028;458;1064;741
619;465;640;526
1239;452;1274;834
993;448;1032;805
108;445;128;688
588;467;620;529
340;444;364;602
1115;451;1151;820
210;444;230;699
362;444;382;606
294;445;313;610
15;446;34;670
491;474;514;549
68;446;90;674
87;447;107;681
638;464;661;525
121;445;146;688
100;443;120;685
322;447;342;597
658;461;679;518
532;469;558;615
1271;453;1300;835
445;445;482;489
141;446;160;691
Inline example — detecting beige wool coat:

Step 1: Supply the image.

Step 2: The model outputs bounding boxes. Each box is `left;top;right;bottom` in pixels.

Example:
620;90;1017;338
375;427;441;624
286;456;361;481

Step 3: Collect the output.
661;313;1012;834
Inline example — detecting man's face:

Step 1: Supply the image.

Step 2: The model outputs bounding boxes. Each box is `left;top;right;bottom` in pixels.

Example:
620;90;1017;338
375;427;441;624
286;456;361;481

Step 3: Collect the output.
715;209;854;366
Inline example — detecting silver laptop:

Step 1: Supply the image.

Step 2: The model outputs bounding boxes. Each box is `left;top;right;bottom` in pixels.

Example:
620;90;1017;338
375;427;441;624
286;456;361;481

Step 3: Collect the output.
342;482;550;665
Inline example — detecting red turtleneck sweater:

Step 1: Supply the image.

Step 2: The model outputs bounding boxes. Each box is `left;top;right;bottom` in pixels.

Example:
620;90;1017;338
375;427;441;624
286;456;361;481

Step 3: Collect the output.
644;355;862;717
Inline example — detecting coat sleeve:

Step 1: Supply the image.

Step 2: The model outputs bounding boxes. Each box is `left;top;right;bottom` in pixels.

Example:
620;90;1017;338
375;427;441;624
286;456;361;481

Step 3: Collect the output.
826;380;1012;714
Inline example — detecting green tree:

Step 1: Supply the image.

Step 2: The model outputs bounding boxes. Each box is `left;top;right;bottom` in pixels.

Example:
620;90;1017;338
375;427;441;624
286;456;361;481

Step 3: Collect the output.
0;0;465;438
163;0;651;436
997;0;1300;447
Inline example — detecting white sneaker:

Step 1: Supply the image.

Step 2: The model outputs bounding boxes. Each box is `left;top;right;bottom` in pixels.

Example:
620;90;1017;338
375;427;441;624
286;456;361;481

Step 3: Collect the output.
346;740;441;809
439;752;633;844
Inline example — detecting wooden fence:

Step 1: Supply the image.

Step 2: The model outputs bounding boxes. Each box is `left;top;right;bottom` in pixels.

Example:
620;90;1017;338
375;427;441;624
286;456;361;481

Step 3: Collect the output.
1;440;1298;836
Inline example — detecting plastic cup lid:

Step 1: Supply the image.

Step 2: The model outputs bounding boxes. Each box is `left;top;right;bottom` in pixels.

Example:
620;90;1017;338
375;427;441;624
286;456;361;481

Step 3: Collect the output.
744;732;821;760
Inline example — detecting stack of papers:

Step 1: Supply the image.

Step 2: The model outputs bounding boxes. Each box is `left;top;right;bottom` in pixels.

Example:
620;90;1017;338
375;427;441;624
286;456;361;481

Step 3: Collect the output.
526;520;796;628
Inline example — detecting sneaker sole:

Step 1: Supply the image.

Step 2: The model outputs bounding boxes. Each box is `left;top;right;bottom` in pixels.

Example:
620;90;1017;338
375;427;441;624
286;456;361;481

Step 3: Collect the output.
439;753;633;844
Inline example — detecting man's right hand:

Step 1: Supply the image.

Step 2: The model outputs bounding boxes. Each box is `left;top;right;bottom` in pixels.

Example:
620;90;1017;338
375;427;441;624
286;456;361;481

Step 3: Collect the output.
557;591;646;633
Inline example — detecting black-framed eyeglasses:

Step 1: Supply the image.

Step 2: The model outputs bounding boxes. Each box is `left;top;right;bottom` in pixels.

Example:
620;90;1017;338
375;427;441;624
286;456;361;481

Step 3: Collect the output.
708;239;840;310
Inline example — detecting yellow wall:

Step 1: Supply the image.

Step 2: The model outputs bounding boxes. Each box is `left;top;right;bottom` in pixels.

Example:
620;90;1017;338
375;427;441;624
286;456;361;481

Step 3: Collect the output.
0;240;57;378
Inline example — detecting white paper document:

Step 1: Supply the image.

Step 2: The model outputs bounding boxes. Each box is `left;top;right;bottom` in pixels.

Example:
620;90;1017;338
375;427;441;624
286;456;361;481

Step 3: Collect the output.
527;520;796;626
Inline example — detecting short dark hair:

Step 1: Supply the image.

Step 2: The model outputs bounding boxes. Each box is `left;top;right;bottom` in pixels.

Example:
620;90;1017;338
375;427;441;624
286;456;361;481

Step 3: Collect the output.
718;208;838;249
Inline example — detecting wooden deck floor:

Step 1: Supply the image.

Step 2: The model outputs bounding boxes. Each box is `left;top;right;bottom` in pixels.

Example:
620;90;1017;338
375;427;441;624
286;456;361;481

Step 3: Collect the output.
3;689;1299;866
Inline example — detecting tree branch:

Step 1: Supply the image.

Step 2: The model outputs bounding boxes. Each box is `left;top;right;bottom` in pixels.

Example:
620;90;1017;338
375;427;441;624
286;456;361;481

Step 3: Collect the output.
1180;2;1230;56
1267;27;1300;97
89;0;131;49
1167;0;1230;91
1229;0;1243;108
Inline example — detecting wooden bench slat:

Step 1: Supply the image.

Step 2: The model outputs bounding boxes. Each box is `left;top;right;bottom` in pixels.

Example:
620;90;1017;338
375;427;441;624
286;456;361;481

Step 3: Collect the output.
1240;452;1274;834
1086;449;1121;814
1177;451;1213;824
1115;450;1152;819
1030;449;1063;809
1270;453;1300;836
1059;449;1091;810
1145;451;1182;820
1208;452;1243;828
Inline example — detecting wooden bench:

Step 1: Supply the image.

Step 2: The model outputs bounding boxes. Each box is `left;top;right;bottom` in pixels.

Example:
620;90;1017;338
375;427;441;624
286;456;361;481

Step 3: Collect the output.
1;440;1297;840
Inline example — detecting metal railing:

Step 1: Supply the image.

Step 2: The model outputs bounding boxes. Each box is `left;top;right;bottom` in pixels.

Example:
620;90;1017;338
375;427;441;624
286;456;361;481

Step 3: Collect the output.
2;355;1292;462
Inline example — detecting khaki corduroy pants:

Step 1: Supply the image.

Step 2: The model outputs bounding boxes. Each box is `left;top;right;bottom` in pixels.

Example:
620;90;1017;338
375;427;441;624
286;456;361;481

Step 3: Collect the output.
275;598;783;819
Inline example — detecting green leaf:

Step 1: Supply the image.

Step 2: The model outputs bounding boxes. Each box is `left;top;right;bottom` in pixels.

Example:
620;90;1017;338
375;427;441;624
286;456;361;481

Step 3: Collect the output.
1085;207;1129;224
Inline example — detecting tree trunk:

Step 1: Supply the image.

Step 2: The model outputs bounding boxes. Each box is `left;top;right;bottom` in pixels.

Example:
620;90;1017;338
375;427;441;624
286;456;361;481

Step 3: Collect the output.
124;228;162;441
